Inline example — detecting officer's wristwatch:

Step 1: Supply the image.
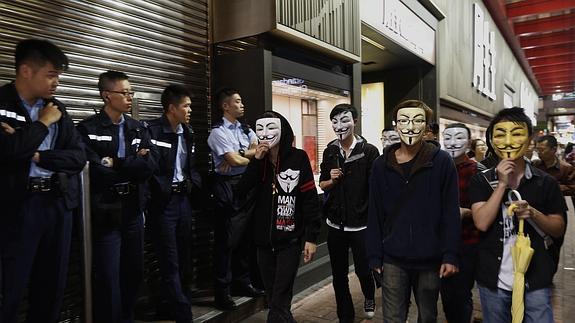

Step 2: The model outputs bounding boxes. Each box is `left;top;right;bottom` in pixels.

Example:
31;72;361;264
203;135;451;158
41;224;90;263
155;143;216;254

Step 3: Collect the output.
239;148;245;157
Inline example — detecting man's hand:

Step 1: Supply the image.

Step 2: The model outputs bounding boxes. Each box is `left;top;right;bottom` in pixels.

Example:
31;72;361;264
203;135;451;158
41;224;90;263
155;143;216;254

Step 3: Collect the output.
1;122;15;134
254;142;269;160
32;152;40;163
218;160;231;173
460;207;472;219
439;263;458;278
496;159;516;187
303;242;317;264
101;157;114;168
511;200;535;220
38;102;62;127
137;148;150;156
330;168;343;182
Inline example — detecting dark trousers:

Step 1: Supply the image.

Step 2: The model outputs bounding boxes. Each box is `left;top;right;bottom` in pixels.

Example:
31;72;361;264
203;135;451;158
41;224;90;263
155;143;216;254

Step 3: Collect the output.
381;262;441;323
327;227;375;322
440;244;477;323
92;213;144;323
213;199;251;296
150;194;193;323
257;243;301;323
1;193;72;323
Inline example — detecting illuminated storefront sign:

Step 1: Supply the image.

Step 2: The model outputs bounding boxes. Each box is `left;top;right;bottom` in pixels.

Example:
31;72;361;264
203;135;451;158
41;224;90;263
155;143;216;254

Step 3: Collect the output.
361;0;436;64
472;3;497;101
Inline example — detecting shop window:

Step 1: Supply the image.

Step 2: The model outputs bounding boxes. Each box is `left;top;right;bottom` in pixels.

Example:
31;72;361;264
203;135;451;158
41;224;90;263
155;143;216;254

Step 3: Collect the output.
301;100;319;173
271;76;350;190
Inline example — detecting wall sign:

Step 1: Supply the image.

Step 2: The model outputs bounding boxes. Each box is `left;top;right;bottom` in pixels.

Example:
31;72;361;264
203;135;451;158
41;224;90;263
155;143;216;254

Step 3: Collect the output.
361;0;436;64
472;3;497;101
520;81;537;124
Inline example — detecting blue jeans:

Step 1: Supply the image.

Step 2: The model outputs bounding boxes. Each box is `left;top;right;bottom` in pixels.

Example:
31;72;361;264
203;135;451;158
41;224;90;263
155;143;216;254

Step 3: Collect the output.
381;263;440;323
478;284;554;323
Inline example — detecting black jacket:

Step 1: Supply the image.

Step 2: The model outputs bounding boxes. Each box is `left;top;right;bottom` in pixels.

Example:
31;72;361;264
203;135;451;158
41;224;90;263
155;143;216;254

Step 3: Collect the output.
146;115;201;211
76;109;156;215
366;142;461;269
0;82;86;212
238;147;321;249
319;136;379;228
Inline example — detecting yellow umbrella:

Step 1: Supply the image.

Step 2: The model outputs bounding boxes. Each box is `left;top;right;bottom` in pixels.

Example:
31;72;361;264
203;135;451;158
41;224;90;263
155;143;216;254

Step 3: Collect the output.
507;190;535;323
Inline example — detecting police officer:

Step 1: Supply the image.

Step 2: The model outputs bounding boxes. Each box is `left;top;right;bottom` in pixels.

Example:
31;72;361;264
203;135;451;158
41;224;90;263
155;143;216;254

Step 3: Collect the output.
76;70;156;323
208;87;264;310
0;39;86;323
147;85;201;323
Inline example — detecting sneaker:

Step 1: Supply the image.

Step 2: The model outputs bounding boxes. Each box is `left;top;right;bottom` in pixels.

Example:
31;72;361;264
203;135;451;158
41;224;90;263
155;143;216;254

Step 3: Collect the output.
364;298;375;319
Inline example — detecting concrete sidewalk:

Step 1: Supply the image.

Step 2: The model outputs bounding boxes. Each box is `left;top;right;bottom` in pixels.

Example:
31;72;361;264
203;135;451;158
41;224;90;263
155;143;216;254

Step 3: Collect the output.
243;198;575;323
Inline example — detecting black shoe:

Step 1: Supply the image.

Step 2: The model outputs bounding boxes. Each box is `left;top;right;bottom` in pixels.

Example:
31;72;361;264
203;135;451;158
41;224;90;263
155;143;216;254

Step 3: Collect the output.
232;284;265;297
215;295;237;310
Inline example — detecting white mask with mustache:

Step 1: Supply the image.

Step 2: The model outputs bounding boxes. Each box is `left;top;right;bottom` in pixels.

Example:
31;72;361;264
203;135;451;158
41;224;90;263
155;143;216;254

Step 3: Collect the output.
442;126;469;159
331;111;355;142
256;117;282;148
396;107;426;146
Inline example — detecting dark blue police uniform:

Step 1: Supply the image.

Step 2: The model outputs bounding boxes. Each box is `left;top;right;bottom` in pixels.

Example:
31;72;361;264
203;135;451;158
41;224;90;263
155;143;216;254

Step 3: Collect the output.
77;109;156;323
0;82;86;323
147;115;201;323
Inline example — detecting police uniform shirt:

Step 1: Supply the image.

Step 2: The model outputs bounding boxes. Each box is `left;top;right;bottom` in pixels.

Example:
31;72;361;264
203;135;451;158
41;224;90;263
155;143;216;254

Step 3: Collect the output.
208;117;256;176
173;124;186;182
21;97;58;177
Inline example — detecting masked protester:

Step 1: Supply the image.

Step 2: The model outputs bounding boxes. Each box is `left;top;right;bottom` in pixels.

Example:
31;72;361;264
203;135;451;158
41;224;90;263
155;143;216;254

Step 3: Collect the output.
237;111;321;323
381;127;401;151
440;123;485;323
366;100;461;323
469;107;567;323
319;104;379;322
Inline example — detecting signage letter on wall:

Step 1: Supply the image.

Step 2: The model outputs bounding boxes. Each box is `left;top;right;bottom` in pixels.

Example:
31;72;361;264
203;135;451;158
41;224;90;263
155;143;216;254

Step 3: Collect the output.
472;3;496;101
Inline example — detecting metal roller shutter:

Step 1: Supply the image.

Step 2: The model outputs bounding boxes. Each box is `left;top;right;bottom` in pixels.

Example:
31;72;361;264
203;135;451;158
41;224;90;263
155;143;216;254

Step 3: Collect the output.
0;0;210;321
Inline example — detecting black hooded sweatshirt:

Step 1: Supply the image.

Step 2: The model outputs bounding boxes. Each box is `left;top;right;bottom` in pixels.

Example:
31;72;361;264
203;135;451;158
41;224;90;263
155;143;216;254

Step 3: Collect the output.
237;112;321;250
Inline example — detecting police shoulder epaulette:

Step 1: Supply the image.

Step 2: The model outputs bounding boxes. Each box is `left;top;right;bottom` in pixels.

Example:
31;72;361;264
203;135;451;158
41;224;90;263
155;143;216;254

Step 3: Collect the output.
211;120;223;129
240;123;251;135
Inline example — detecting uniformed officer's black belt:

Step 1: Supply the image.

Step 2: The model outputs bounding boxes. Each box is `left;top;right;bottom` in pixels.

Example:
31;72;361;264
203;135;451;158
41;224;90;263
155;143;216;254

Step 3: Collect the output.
171;181;187;194
28;177;55;192
111;182;136;196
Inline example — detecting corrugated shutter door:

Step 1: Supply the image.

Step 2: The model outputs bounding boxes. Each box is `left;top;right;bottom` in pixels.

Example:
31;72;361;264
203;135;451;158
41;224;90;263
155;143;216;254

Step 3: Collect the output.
0;1;210;321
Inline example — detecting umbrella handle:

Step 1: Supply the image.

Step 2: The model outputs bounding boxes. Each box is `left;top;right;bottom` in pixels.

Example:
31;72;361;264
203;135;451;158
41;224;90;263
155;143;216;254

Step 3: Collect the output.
508;190;522;202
